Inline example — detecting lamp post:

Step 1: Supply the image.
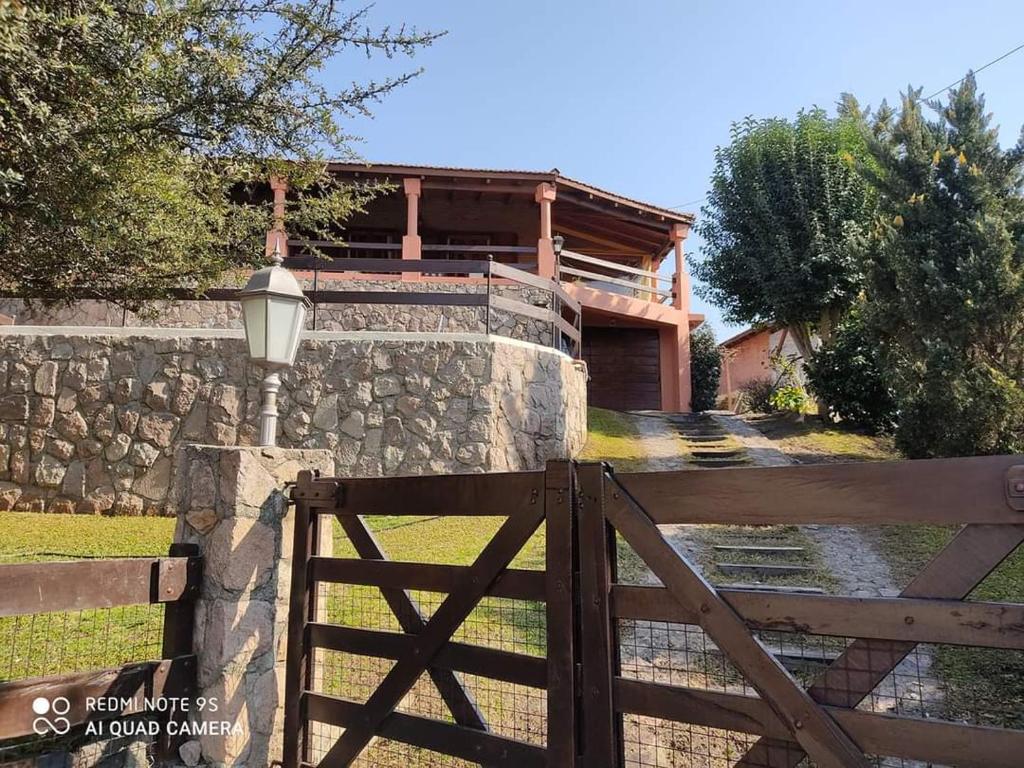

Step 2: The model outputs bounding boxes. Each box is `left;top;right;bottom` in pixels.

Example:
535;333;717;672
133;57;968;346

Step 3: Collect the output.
238;241;311;446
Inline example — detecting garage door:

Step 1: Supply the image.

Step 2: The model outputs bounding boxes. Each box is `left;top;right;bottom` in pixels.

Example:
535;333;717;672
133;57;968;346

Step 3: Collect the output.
582;327;661;411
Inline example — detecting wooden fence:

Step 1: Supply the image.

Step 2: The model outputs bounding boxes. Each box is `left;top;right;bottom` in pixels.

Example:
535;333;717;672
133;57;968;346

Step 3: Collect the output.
0;544;200;758
284;456;1024;768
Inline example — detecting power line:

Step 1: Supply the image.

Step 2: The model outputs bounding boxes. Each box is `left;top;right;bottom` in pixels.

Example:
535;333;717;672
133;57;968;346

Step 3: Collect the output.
920;40;1024;102
667;196;706;211
665;40;1024;212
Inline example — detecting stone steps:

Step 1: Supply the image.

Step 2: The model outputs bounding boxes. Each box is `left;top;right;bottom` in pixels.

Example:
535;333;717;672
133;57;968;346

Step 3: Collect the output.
713;544;806;555
690;458;750;468
692;448;745;459
718;583;826;595
679;434;731;443
716;562;813;577
768;644;841;664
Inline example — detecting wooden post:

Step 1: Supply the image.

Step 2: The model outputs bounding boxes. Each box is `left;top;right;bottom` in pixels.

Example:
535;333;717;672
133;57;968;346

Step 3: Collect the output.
402;177;422;281
485;255;493;335
282;473;314;768
575;462;618;767
535;182;557;279
156;542;200;763
545;460;577;766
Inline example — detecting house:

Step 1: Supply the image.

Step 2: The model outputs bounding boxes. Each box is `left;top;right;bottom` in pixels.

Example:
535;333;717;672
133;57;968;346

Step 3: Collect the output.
717;325;804;409
274;163;703;412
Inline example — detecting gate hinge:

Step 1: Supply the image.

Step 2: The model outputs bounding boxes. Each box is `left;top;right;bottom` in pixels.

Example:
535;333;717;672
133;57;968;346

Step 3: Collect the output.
291;478;344;508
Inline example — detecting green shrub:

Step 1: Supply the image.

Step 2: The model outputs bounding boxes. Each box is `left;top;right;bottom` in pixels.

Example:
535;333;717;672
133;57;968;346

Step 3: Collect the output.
895;353;1024;458
769;385;809;414
737;352;809;414
689;325;722;412
805;308;897;433
737;377;777;413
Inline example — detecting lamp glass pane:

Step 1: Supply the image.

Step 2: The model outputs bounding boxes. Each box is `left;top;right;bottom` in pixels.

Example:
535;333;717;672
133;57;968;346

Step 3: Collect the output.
290;303;307;362
240;295;267;360
266;295;299;364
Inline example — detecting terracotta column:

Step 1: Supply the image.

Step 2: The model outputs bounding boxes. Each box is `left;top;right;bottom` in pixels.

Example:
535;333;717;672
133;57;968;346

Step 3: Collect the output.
265;176;289;259
669;222;690;312
402;177;422;258
401;177;422;281
670;223;693;411
535;182;557;279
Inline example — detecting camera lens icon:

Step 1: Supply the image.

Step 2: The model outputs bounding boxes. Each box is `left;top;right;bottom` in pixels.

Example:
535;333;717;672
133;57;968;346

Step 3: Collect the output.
31;696;71;736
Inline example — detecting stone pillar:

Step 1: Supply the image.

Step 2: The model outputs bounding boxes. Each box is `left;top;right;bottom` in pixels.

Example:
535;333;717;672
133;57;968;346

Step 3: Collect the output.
535;182;557;279
171;444;333;768
265;176;289;259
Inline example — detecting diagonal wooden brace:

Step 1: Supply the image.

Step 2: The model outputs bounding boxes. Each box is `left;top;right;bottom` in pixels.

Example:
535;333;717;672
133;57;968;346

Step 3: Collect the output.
318;502;546;767
336;514;488;732
603;472;870;768
737;523;1024;767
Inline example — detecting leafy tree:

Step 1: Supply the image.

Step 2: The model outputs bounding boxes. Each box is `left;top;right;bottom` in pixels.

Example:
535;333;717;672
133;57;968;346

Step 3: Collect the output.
689;324;721;411
863;74;1024;456
804;303;897;432
691;108;875;370
0;0;441;306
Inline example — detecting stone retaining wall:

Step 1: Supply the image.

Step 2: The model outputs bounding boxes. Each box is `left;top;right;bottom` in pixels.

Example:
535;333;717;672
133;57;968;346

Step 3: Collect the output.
0;280;554;345
0;328;586;515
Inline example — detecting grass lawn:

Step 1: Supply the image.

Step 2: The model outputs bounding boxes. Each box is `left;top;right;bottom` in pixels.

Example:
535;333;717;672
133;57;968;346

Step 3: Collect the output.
0;513;176;683
744;412;897;463
579;407;650;471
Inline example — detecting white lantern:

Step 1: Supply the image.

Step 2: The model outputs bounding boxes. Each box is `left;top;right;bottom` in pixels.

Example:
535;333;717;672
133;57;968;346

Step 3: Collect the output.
238;242;310;446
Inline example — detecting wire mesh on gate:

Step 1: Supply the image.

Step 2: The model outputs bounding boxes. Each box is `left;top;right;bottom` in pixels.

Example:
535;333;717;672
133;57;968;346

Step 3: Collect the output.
0;603;167;765
615;613;1022;768
306;581;548;767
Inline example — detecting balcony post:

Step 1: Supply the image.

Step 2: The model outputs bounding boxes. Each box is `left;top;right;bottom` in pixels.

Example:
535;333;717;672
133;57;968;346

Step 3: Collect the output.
266;175;289;259
402;177;422;281
535;182;557;279
669;222;690;312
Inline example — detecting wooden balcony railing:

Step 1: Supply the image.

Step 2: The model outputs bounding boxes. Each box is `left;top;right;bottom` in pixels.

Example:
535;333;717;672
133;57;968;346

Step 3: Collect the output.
281;255;580;356
558;249;674;304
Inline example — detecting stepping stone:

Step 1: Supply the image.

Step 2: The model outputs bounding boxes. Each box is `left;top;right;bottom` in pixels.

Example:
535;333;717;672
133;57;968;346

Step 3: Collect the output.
690;458;750;468
692;449;745;459
718;583;826;594
769;645;841;664
679;434;731;443
716;562;813;577
712;544;805;555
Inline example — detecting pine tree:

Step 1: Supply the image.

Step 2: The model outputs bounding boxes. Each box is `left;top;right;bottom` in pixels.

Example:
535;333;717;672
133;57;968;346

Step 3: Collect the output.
864;74;1024;456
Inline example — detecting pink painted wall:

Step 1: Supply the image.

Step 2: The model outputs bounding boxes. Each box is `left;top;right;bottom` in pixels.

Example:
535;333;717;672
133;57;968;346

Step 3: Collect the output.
718;330;772;403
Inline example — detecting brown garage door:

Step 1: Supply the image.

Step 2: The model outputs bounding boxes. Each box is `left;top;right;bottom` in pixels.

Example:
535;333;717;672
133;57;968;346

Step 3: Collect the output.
582;327;661;411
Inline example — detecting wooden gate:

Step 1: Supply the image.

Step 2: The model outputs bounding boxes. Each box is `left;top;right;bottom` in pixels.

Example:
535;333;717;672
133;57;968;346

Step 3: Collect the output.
284;456;1024;767
283;464;577;767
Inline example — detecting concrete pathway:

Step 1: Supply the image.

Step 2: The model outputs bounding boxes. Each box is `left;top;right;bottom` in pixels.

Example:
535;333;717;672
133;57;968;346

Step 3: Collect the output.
628;413;690;471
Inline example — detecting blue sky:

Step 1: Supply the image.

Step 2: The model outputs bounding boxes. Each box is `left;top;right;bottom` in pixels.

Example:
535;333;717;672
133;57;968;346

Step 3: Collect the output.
331;0;1024;340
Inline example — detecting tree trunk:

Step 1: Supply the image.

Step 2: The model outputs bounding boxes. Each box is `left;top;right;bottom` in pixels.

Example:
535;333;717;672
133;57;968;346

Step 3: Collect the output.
788;321;829;419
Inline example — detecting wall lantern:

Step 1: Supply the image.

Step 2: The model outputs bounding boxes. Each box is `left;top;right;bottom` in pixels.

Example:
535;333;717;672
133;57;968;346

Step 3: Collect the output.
238;239;311;446
552;234;565;264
